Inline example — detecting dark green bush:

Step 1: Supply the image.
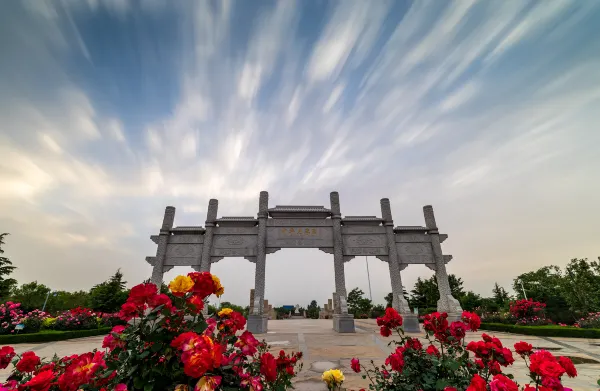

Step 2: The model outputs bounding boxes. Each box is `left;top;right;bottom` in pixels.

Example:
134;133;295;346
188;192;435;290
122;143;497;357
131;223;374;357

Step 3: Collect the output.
480;322;600;338
0;327;111;344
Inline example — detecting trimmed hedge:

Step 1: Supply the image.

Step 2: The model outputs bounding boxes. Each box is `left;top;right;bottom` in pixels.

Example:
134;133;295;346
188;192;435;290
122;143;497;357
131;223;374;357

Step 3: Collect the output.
481;322;600;338
0;327;112;344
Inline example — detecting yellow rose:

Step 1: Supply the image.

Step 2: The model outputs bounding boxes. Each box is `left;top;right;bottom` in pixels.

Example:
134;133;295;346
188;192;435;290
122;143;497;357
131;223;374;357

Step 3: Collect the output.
322;369;344;386
195;376;221;391
174;385;189;391
169;275;194;297
211;275;224;297
218;308;233;317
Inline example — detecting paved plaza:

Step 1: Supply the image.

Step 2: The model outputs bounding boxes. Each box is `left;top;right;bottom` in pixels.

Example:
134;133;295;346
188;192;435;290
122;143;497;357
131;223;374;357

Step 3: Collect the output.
2;320;599;390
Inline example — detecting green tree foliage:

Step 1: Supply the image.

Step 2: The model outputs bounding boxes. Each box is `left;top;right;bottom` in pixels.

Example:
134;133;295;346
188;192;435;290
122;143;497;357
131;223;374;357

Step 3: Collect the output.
10;281;51;312
561;258;600;314
89;269;128;313
307;300;319;319
347;287;373;317
0;233;17;300
409;274;465;311
219;301;247;317
460;291;483;311
44;290;91;313
371;304;385;318
492;283;510;306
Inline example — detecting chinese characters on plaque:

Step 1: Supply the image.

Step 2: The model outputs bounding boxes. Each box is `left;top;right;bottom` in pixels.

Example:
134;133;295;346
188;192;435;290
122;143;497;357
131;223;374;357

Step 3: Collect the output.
279;227;319;236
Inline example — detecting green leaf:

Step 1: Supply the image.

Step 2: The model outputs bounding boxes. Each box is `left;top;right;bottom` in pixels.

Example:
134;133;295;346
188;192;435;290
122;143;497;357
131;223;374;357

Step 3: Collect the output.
139;350;150;359
151;343;163;352
435;379;450;390
144;383;153;391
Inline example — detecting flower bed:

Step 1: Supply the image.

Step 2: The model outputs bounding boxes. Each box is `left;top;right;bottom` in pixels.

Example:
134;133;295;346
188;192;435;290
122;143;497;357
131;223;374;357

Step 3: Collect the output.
1;273;302;390
575;312;600;329
0;328;112;344
481;322;600;338
326;309;579;391
0;302;25;334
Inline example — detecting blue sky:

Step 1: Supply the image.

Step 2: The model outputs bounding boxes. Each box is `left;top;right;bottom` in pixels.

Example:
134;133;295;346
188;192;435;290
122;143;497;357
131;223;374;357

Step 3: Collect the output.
1;0;599;307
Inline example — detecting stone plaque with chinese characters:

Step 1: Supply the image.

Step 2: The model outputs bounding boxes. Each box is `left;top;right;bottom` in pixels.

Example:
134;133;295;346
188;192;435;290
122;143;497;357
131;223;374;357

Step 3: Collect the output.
164;243;203;266
211;234;258;257
396;242;435;263
342;234;388;256
266;226;334;248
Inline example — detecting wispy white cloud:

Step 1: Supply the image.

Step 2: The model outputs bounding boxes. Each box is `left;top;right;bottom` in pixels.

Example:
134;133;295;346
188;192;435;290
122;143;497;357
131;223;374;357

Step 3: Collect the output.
1;0;600;305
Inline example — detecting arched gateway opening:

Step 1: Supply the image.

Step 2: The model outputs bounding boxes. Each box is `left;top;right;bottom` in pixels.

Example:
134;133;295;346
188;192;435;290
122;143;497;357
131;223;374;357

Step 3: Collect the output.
145;191;461;334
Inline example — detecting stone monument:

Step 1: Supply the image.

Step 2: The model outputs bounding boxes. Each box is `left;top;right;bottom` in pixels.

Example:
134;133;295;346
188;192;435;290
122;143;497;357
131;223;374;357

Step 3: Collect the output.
145;191;461;333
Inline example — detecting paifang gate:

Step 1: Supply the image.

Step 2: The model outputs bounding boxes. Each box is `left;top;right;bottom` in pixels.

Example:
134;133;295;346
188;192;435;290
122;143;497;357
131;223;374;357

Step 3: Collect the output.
145;191;462;334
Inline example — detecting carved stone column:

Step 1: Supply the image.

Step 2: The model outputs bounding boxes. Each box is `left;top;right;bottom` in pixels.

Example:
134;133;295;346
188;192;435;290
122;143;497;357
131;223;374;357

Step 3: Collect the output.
331;192;354;333
248;191;268;334
199;199;218;272
151;206;175;289
424;205;463;321
381;199;419;332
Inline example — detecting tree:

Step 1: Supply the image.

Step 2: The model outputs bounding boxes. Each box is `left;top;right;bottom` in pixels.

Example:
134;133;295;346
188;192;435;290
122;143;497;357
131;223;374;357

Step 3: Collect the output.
10;281;51;312
307;300;319;319
45;290;91;313
385;289;410;308
460;291;483;311
513;265;571;323
0;233;17;300
410;274;465;311
89;270;128;313
347;287;372;317
561;258;600;314
492;283;510;306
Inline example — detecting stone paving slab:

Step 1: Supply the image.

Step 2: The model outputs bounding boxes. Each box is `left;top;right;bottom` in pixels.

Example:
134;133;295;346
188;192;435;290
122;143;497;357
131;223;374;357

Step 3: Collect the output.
1;320;598;390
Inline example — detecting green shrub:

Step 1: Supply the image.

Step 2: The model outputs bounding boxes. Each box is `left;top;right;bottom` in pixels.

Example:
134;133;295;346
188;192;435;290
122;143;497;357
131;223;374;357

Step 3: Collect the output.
480;322;600;338
0;327;111;344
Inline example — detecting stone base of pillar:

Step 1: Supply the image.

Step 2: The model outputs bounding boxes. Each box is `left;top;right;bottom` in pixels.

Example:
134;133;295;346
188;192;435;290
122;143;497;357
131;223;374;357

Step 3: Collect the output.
247;315;268;334
333;314;355;333
446;312;462;323
401;314;420;333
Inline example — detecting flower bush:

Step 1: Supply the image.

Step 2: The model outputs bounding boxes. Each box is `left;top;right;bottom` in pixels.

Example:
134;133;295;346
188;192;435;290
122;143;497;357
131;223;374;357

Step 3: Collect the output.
351;308;578;390
509;299;553;326
0;302;25;334
53;307;99;331
1;272;302;390
575;312;600;329
19;309;51;333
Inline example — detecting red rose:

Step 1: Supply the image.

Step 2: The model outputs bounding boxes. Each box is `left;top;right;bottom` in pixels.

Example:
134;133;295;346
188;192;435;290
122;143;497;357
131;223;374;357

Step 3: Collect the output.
127;283;157;306
260;352;277;382
426;345;440;357
404;338;422;350
118;301;141;321
384;348;404;372
538;360;565;379
461;311;481;331
187;272;216;299
379;326;391;337
186;295;204;314
444;388;457;391
0;346;16;369
489;374;518;391
149;294;173;311
558;356;577;378
466;374;487;391
286;366;294;375
529;350;556;374
23;369;54;391
16;351;41;372
449;321;467;340
514;341;533;356
350;358;360;373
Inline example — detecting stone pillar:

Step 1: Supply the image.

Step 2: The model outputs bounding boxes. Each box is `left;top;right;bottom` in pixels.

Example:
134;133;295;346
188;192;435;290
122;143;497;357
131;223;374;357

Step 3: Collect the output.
381;198;419;332
424;205;463;321
199;199;218;272
248;191;269;334
330;191;354;333
151;206;175;289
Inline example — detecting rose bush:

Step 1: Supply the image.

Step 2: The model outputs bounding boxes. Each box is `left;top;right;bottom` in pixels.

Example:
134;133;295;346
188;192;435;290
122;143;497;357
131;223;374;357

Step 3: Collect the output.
19;309;51;333
575;312;600;329
1;272;302;390
508;299;552;326
352;308;578;390
0;302;25;334
53;307;99;331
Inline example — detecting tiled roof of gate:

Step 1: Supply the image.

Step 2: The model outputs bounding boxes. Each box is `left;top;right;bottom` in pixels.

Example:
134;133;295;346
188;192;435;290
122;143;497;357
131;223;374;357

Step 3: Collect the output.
394;225;429;231
268;205;332;213
217;216;257;221
171;226;206;233
343;216;382;221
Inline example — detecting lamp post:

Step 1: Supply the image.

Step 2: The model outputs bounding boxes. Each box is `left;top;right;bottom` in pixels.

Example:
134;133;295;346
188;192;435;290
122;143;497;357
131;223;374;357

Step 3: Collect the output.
42;291;56;312
365;256;373;301
517;279;528;300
